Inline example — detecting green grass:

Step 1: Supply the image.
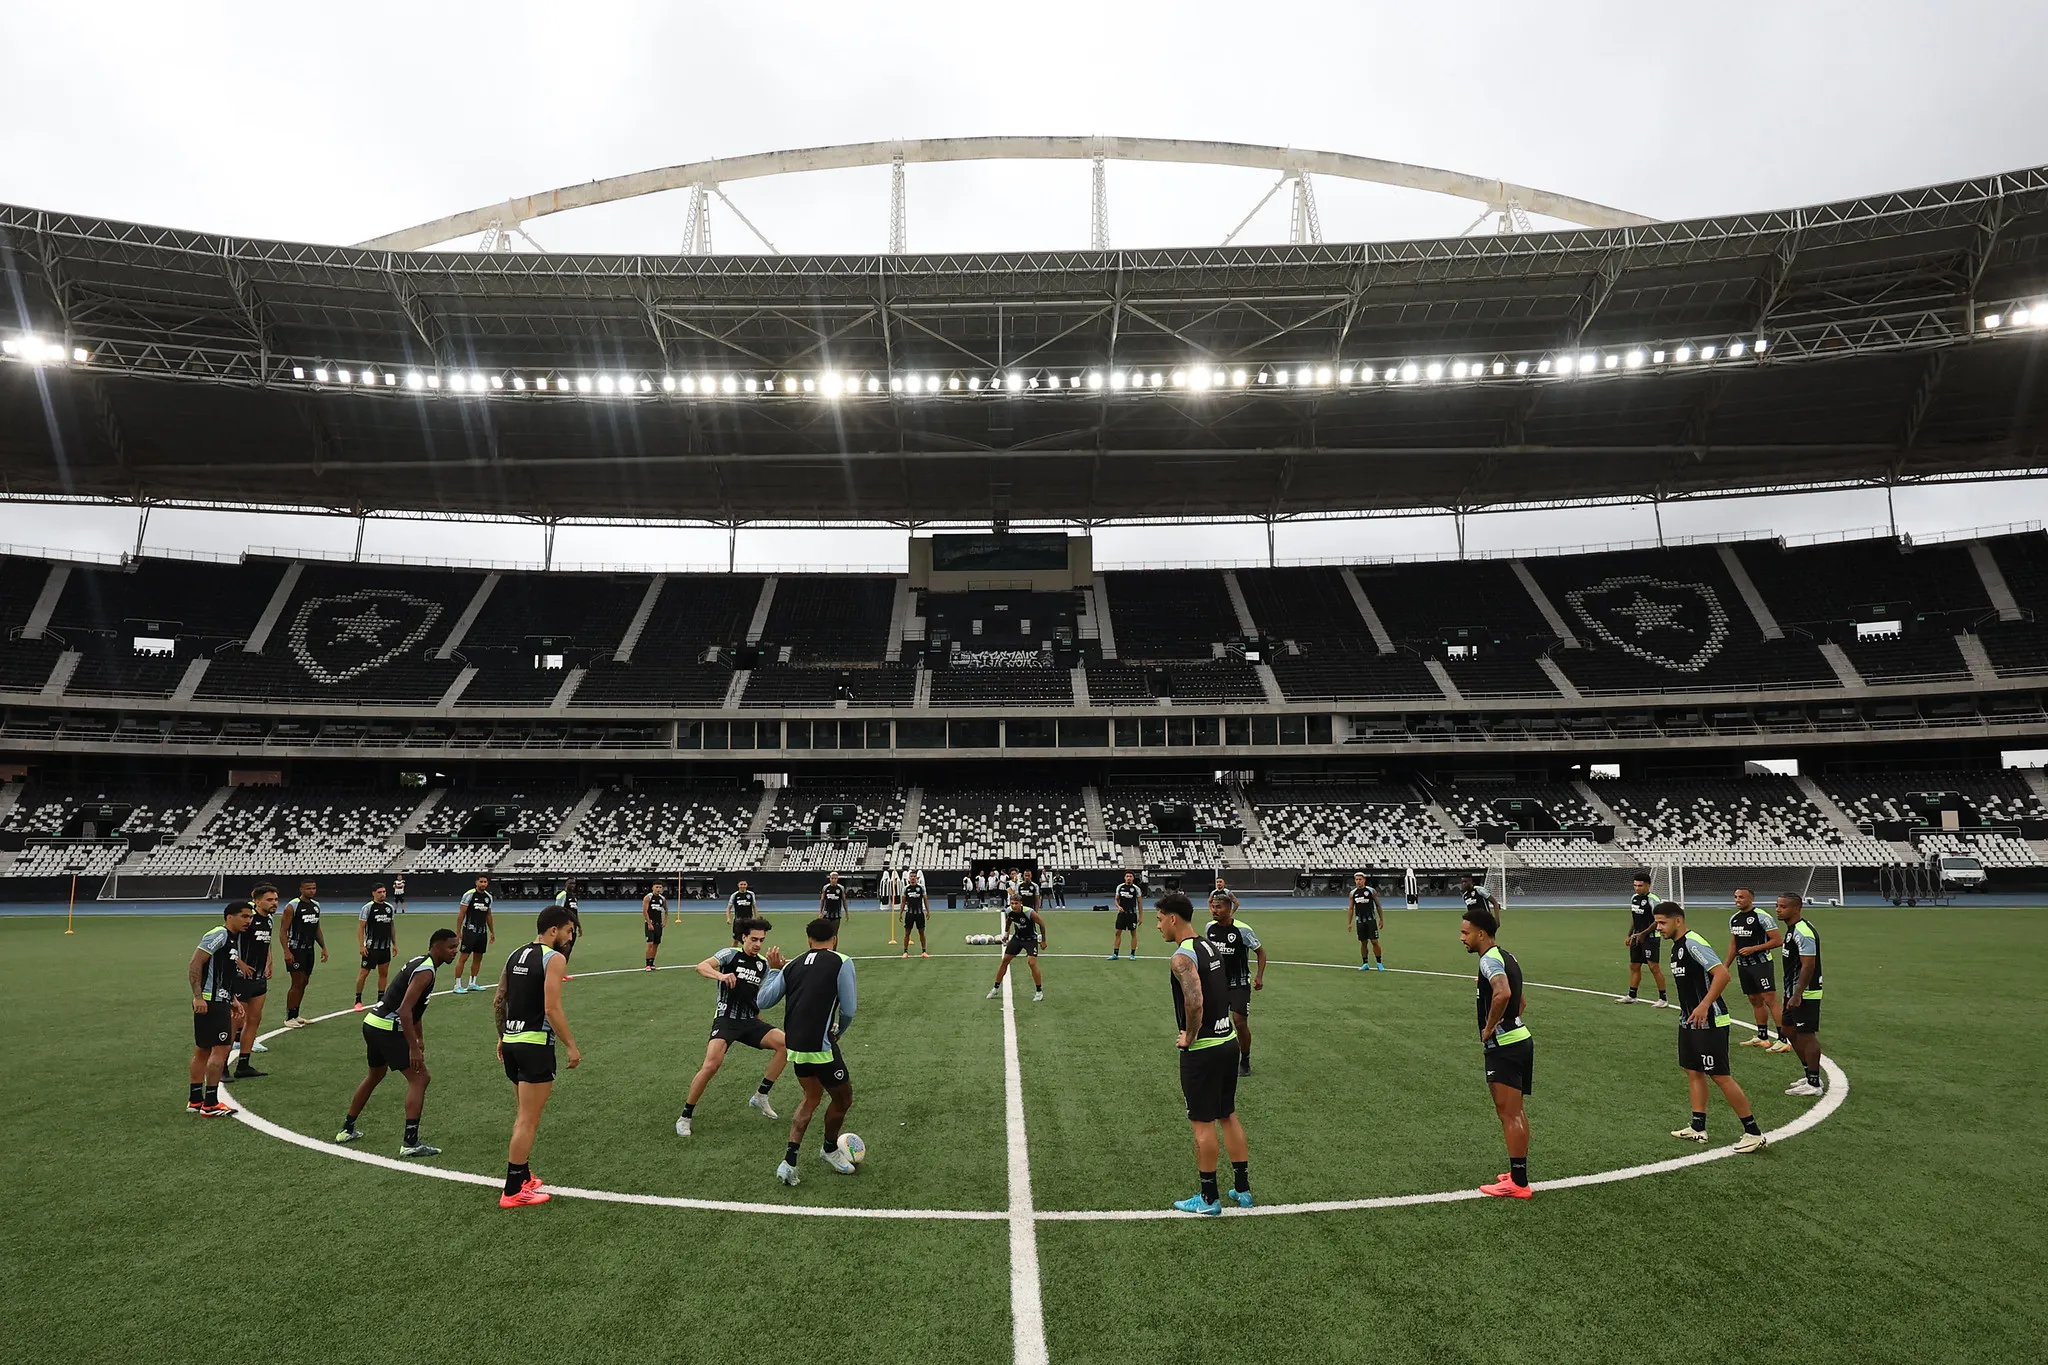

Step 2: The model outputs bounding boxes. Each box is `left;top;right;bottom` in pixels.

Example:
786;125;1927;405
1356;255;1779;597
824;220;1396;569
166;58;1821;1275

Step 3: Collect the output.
6;905;2045;1364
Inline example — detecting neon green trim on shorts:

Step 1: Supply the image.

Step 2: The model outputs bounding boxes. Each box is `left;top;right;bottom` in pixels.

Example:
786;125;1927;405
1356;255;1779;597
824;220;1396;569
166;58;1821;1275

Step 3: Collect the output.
1492;1024;1531;1046
1186;1031;1238;1051
500;1030;549;1044
363;1012;397;1031
789;1048;834;1065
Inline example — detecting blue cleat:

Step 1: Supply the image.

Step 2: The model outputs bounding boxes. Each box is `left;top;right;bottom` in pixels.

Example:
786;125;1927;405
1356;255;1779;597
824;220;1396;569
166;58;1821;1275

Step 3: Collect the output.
1358;962;1371;971
1375;962;1385;972
1107;953;1119;960
1173;1193;1223;1216
1228;1189;1255;1209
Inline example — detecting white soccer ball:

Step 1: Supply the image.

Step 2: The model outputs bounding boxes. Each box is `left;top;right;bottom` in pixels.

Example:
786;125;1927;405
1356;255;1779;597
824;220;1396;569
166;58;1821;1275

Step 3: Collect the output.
839;1133;866;1166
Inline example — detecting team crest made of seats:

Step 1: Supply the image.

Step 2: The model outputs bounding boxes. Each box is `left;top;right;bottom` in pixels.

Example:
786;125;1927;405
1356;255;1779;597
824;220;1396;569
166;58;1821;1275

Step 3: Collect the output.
1564;576;1729;671
289;589;444;683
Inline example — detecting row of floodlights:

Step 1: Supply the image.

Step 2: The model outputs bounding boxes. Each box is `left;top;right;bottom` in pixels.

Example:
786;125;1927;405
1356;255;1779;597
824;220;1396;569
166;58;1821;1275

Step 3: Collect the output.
1983;304;2048;330
0;336;91;364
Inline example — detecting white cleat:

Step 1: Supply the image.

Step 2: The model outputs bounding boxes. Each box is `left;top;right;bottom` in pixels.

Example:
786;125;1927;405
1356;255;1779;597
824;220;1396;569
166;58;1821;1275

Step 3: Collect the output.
749;1093;779;1121
283;1018;307;1030
1032;990;1043;1003
1614;995;1634;1004
251;1041;268;1054
1733;1132;1768;1154
674;1115;693;1137
1784;1079;1824;1097
1670;1127;1710;1143
986;986;1000;1000
821;1144;857;1175
776;1160;801;1187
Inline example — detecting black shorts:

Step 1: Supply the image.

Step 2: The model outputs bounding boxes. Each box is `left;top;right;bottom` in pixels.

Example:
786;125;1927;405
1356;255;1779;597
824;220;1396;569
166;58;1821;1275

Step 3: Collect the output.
284;945;318;975
361;945;392;969
1355;919;1379;942
502;1040;557;1085
1483;1038;1534;1094
1005;936;1038;958
1179;1044;1240;1123
711;1017;776;1050
1115;908;1139;931
230;973;267;1001
193;1002;234;1049
1226;983;1252;1016
644;921;663;944
1737;961;1777;997
793;1045;849;1087
459;929;490;955
1630;936;1660;965
1679;1024;1732;1075
902;910;927;932
1784;1000;1821;1034
363;1021;412;1072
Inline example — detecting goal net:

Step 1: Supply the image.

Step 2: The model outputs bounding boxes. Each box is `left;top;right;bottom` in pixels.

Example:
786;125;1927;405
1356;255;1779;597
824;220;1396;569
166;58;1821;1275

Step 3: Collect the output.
98;872;224;902
1485;859;1846;909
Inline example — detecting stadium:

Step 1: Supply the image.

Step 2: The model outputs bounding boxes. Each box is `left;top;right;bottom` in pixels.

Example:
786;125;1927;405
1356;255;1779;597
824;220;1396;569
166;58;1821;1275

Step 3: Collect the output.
5;60;2047;1365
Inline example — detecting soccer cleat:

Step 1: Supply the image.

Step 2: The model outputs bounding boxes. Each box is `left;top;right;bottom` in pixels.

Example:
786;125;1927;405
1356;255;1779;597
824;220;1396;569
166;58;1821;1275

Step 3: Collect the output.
1784;1079;1824;1097
921;952;929;959
1358;962;1371;971
986;986;1000;999
645;965;656;972
902;952;910;959
251;1041;268;1053
776;1160;801;1187
232;1065;266;1079
1766;1041;1794;1054
675;1115;693;1137
1740;1036;1771;1048
1228;1189;1255;1209
1375;962;1385;972
1238;1057;1251;1076
335;1124;363;1144
1733;1132;1768;1154
563;974;574;981
352;1002;366;1012
522;1173;544;1192
1480;1178;1533;1199
1172;1194;1223;1216
1032;989;1043;1003
454;983;468;995
749;1093;778;1121
1615;995;1634;1003
198;1102;237;1118
1107;952;1120;960
498;1187;551;1208
822;1144;857;1175
284;1018;308;1029
399;1141;441;1158
1671;1127;1710;1143
186;1100;205;1114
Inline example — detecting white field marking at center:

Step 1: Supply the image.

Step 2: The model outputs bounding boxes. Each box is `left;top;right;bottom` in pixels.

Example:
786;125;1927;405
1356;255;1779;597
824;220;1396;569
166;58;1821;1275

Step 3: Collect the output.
1000;970;1050;1365
224;953;1845;1226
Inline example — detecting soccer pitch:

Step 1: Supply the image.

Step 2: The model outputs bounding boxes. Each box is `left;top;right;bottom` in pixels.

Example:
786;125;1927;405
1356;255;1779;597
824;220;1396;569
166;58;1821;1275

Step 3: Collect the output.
7;905;2043;1365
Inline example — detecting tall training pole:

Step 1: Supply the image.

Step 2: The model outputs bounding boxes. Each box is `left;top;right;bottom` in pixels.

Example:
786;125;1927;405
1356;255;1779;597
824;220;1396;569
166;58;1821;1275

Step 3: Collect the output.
64;873;76;934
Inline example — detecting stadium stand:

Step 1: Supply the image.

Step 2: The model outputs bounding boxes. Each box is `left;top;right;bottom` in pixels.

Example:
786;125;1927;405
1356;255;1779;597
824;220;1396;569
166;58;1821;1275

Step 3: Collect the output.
129;785;417;877
1102;571;1240;658
907;785;1118;870
1240;778;1484;869
573;574;763;706
1599;776;1895;865
763;577;896;662
523;783;762;873
1736;537;1991;631
929;665;1072;707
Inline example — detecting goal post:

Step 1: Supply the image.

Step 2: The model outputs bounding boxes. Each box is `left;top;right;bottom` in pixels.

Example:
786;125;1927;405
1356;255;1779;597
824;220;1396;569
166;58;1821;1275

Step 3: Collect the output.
97;872;223;902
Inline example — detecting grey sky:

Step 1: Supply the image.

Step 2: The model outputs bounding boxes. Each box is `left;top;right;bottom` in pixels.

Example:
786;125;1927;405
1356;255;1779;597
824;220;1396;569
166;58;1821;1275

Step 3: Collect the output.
5;0;2047;567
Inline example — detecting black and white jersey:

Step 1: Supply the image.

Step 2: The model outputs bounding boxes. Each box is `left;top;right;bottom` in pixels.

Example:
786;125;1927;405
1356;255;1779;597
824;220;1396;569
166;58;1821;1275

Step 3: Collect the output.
459;889;493;933
1349;885;1380;923
1015;881;1040;909
820;883;847;920
780;948;854;1055
1464;885;1495;918
195;925;240;1002
236;910;275;974
1171;937;1235;1048
283;897;322;954
1628;891;1662;940
499;943;557;1042
1114;883;1142;913
711;947;779;1020
1203;919;1263;990
1669;932;1729;1024
1782;916;1824;1000
359;900;396;949
369;954;437;1026
902;882;928;914
646;892;668;919
1003;906;1038;945
727;889;757;918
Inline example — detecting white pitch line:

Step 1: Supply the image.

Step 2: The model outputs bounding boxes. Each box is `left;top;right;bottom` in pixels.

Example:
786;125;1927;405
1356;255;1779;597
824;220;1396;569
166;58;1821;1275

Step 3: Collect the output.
1000;971;1051;1365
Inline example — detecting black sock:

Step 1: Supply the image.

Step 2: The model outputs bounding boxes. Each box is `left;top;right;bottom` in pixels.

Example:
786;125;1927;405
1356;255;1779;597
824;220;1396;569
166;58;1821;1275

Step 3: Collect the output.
1756;1024;1770;1040
1510;1156;1528;1188
404;1119;420;1145
189;1083;204;1104
1658;991;1668;1002
1690;1111;1707;1133
1806;1068;1822;1088
681;1103;695;1119
286;1007;299;1021
354;992;362;1004
1231;1160;1250;1194
504;1162;529;1196
785;1141;800;1166
203;1085;218;1105
757;1078;774;1095
1628;988;1638;999
345;1112;359;1129
1740;1115;1761;1137
1199;1169;1219;1203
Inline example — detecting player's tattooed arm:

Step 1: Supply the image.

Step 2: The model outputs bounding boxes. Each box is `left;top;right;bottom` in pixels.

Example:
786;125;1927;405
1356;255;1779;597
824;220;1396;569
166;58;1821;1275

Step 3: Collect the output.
188;949;208;1009
1170;949;1202;1048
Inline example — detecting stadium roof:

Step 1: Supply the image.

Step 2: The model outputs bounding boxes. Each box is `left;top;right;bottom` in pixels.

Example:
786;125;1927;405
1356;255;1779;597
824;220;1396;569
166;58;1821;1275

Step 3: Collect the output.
3;165;2048;527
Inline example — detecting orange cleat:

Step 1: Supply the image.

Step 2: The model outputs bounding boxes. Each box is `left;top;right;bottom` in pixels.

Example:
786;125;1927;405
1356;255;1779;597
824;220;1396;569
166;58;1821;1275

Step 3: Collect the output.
522;1174;544;1193
1480;1177;1532;1199
199;1102;238;1118
499;1187;551;1208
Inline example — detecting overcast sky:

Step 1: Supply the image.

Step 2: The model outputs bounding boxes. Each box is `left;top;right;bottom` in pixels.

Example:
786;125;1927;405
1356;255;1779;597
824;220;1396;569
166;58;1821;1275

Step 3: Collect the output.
5;1;2047;568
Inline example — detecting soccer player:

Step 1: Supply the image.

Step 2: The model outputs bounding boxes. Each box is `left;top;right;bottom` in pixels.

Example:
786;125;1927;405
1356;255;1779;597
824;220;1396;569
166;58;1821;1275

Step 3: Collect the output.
1347;872;1385;971
774;917;861;1186
677;917;788;1136
1052;870;1066;908
1205;893;1265;1076
187;901;253;1116
818;872;848;932
494;906;582;1209
552;880;582;966
1619;873;1670;1006
1210;876;1239;913
1017;870;1041;912
642;880;668;971
230;882;281;1078
453;875;495;994
1653;903;1767;1152
1109;871;1143;959
392;873;407;915
278;880;327;1028
899;872;930;958
1157;891;1253;1215
986;891;1047;1003
336;927;459;1157
353;882;397;1011
1461;874;1501;926
1727;887;1785;1048
1778;894;1827;1095
726;879;758;943
1461;904;1533;1199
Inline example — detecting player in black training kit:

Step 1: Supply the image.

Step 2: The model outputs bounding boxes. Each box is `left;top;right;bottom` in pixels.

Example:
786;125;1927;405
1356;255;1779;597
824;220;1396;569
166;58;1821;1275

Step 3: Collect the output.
354;883;397;1010
677;917;789;1136
494;906;581;1208
230;882;281;1077
552;881;582;970
1460;904;1533;1199
818;873;848;933
775;917;862;1186
726;880;758;943
1461;874;1500;926
1347;872;1385;971
187;900;254;1117
1159;892;1253;1215
453;876;495;994
1109;872;1144;959
336;928;460;1157
1653;903;1768;1150
899;872;930;958
1205;894;1265;1076
642;880;669;971
987;892;1048;1002
1727;887;1785;1048
1620;873;1671;1006
278;880;326;1029
1778;893;1827;1095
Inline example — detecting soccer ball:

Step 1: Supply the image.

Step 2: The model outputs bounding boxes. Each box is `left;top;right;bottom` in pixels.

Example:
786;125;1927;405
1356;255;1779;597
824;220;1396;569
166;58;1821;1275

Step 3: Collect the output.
839;1133;866;1166
966;933;1000;945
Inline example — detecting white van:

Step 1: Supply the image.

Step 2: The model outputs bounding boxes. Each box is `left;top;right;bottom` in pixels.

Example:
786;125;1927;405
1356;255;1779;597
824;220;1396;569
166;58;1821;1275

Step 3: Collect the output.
1930;852;1989;891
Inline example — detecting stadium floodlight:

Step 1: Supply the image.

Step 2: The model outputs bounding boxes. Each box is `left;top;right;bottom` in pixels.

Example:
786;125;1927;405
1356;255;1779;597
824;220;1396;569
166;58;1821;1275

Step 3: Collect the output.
537;376;551;392
1400;362;1419;382
491;375;505;390
468;373;486;391
743;378;758;393
514;376;528;392
1232;368;1249;387
569;376;587;393
1172;370;1187;387
866;375;880;392
1006;373;1022;391
72;347;89;364
291;365;305;379
948;375;962;391
1359;366;1376;382
1983;313;2002;329
339;369;355;384
1271;369;1287;386
1728;340;1746;358
1294;367;1311;386
0;338;15;355
721;375;737;394
1578;353;1598;374
1339;367;1355;384
1652;350;1666;364
1149;371;1164;388
800;377;814;393
1755;336;1771;351
1602;354;1619;371
1315;366;1332;385
427;374;442;389
1188;368;1208;390
918;374;936;392
1700;344;1718;360
662;375;677;392
1491;360;1505;376
1535;359;1551;375
968;375;983;391
782;376;798;393
1425;362;1444;382
640;378;654;393
405;372;424;389
888;375;904;392
1515;360;1529;375
596;375;614;394
1675;345;1693;363
1625;350;1645;368
384;373;397;386
1088;371;1106;390
314;367;331;383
